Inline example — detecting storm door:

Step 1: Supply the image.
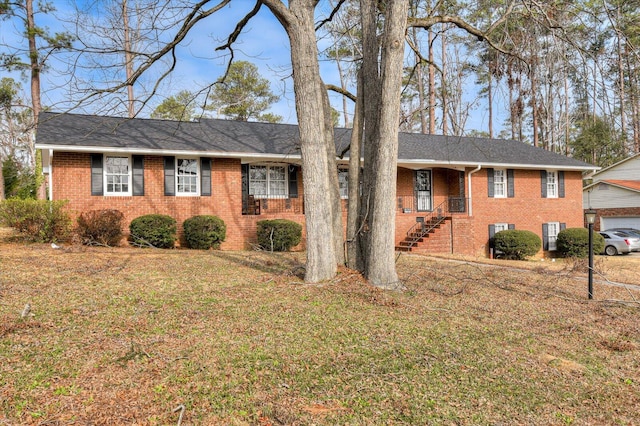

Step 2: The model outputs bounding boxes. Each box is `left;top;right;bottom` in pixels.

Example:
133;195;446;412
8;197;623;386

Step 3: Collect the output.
415;170;432;212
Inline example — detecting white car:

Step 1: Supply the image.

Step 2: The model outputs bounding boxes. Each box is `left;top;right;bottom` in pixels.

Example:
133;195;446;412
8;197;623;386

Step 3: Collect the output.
598;231;632;256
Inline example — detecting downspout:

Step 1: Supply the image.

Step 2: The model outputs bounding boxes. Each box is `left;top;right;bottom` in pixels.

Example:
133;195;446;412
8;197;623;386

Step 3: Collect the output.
467;164;482;216
47;149;53;201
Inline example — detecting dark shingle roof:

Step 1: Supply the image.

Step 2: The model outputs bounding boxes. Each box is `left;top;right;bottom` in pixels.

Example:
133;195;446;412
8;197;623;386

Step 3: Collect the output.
36;112;597;171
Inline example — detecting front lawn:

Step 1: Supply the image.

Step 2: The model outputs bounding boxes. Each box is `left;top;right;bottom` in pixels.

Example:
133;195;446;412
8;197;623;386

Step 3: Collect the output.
1;235;638;425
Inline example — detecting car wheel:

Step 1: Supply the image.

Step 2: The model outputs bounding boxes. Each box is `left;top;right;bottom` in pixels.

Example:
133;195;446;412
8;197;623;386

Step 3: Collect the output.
605;245;618;256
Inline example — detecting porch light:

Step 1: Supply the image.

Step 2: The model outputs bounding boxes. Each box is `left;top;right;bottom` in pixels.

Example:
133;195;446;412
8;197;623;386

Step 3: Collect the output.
585;209;597;300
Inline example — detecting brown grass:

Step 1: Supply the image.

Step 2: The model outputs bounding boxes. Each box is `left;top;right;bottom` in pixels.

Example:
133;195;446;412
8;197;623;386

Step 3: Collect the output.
1;229;639;425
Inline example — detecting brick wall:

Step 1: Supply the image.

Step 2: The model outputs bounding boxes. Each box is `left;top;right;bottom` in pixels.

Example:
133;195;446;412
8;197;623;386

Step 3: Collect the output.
52;152;305;250
469;168;585;256
52;153;585;257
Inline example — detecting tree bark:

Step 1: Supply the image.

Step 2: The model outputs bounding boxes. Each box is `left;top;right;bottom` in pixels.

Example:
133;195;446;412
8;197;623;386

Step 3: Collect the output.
360;0;408;289
123;0;136;118
346;70;363;270
263;0;340;282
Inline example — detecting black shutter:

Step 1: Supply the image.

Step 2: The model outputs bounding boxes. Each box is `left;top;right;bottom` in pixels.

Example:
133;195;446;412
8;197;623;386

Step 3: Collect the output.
288;165;298;198
507;169;515;198
241;163;249;214
542;223;549;250
132;155;144;196
560;222;566;231
487;168;494;198
91;154;103;196
541;170;547;198
201;158;212;196
508;224;515;230
164;156;175;196
488;224;496;248
558;171;565;198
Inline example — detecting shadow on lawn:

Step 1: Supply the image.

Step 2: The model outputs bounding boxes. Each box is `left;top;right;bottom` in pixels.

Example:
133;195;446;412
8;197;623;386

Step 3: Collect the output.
206;249;307;279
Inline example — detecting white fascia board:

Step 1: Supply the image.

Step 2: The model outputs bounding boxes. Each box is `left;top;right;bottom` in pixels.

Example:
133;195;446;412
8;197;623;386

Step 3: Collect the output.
397;159;598;172
34;144;303;163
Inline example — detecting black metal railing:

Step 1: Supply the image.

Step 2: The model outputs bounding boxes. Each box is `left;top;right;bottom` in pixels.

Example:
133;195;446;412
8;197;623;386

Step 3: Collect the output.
242;195;304;215
396;196;468;214
401;200;449;251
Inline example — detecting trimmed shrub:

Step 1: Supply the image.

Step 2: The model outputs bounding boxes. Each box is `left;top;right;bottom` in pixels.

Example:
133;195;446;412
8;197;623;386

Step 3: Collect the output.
183;215;226;249
77;209;125;246
129;214;177;248
257;219;302;252
0;199;72;243
557;227;605;258
493;229;541;260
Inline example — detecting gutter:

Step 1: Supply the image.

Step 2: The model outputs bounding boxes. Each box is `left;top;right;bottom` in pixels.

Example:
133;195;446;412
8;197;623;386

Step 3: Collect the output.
467;164;482;216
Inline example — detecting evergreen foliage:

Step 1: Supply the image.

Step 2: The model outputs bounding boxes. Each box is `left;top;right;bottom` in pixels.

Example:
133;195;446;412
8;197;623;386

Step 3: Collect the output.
557;227;605;258
493;229;541;260
183;215;226;249
129;214;176;248
257;219;302;252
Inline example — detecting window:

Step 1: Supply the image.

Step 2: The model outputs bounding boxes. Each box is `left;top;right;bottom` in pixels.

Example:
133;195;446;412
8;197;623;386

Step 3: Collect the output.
546;171;558;198
176;158;199;195
541;170;564;198
494;223;509;233
104;156;131;195
494;169;506;198
338;169;349;198
249;165;287;198
92;154;143;197
546;222;560;251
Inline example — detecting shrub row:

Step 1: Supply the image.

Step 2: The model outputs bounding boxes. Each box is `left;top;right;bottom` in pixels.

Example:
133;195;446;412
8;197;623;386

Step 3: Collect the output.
0;201;302;251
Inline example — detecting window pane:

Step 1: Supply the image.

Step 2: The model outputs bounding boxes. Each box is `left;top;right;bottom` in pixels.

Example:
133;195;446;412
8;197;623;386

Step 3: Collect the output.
547;171;557;198
178;159;197;175
269;166;286;181
494;170;506;197
250;166;267;180
105;156;130;194
338;170;349;198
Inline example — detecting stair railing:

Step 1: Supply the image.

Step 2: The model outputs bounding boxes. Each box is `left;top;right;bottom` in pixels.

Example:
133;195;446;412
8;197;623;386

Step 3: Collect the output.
402;200;448;250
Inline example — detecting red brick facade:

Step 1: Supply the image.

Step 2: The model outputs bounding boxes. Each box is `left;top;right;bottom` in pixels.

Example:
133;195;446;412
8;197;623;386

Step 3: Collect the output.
51;152;585;256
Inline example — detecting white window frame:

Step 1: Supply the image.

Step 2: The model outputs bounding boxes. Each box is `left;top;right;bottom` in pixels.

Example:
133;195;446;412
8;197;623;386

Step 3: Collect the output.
176;157;200;196
494;169;507;198
547;221;560;251
338;169;349;199
249;164;288;199
494;223;509;233
546;171;558;198
104;155;132;196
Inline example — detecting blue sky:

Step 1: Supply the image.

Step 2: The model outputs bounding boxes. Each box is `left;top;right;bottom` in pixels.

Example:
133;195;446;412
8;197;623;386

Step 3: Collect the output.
1;1;495;132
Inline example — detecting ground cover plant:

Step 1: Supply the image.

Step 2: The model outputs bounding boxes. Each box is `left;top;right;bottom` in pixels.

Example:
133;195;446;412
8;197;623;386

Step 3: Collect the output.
0;228;639;425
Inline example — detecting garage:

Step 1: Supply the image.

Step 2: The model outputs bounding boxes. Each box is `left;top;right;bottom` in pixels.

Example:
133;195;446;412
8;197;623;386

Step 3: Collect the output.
601;216;640;230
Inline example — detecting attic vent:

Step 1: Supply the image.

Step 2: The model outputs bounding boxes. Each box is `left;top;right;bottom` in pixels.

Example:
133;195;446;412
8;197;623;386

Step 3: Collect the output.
598;183;609;190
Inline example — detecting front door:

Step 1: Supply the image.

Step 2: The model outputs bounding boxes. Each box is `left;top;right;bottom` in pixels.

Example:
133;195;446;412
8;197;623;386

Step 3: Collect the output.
415;170;432;212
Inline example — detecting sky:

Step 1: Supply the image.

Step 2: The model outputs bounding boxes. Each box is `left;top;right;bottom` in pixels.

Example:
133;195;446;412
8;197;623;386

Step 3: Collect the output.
1;1;495;133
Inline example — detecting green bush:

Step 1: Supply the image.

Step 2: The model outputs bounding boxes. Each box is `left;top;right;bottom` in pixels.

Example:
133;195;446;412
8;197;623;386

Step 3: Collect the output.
0;199;72;242
257;219;302;252
557;227;605;258
129;214;177;248
77;209;125;246
493;229;541;260
183;215;226;249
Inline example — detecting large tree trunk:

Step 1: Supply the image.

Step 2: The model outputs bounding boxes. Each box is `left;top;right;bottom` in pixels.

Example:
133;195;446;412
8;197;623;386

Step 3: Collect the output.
346;71;363;270
26;0;46;200
123;0;136;118
360;0;408;289
263;0;341;282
